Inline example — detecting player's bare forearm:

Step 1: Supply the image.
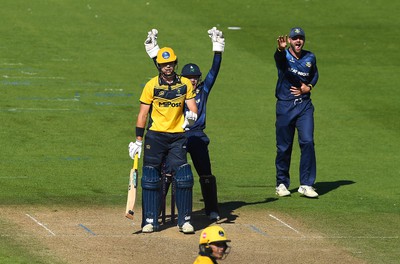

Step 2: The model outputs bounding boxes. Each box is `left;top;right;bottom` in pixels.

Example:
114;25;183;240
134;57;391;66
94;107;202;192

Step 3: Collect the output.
136;113;148;129
186;98;198;114
136;103;150;140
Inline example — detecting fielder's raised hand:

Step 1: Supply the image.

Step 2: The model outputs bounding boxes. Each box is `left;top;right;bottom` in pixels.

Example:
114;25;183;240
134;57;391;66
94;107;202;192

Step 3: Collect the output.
144;29;160;58
208;27;225;53
277;35;288;51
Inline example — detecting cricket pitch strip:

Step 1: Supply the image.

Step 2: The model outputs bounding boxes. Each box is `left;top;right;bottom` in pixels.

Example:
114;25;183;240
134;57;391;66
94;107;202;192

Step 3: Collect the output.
0;206;366;264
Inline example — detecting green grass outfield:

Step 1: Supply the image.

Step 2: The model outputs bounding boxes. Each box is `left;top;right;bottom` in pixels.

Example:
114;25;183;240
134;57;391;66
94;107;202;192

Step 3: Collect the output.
1;0;399;263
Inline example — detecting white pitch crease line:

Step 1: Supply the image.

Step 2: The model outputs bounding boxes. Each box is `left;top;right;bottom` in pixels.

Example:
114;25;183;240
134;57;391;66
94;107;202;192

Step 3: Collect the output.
269;214;303;236
25;214;56;236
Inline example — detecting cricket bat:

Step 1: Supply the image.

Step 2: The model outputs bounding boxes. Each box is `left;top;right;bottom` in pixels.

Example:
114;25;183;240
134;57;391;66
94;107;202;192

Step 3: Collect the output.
125;154;139;220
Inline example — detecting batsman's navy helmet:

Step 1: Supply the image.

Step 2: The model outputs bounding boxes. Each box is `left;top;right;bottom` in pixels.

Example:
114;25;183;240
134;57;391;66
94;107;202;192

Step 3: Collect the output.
289;27;306;40
181;63;202;77
156;47;177;64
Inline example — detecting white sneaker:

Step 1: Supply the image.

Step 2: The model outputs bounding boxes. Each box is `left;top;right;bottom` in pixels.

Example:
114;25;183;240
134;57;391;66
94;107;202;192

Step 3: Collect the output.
209;212;220;221
179;222;194;234
298;185;318;198
276;184;291;197
142;223;154;233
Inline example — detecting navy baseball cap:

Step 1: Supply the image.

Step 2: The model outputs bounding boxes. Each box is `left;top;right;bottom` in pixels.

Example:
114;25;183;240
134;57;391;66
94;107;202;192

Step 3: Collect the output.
289;27;305;39
181;63;202;77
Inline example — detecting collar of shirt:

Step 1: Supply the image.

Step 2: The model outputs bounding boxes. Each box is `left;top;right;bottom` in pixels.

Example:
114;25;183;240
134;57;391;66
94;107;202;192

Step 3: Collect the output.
158;74;181;86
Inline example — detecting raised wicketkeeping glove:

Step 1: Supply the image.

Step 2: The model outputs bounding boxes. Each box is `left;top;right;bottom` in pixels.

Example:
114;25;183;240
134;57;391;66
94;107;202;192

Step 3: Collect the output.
128;140;143;159
208;27;225;52
144;29;160;58
182;111;198;129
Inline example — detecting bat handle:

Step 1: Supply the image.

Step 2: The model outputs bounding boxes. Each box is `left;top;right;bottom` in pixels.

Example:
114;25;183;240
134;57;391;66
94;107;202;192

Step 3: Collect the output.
133;154;139;169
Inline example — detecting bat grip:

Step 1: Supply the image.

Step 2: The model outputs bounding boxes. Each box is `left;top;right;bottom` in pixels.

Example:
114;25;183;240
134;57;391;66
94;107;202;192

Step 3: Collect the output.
133;154;139;170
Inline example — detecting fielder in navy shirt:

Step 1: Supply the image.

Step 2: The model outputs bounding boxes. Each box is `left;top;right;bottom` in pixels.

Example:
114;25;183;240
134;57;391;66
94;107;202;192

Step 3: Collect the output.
274;27;320;198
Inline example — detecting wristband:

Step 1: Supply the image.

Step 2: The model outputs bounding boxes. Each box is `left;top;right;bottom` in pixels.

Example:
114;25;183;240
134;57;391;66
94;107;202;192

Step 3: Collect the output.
308;84;313;90
136;127;145;138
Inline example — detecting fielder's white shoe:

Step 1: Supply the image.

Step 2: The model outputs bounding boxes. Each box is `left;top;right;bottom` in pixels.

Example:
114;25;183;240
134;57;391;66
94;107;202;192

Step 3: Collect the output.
142;223;154;233
209;212;220;221
276;184;291;197
179;222;194;234
298;185;319;198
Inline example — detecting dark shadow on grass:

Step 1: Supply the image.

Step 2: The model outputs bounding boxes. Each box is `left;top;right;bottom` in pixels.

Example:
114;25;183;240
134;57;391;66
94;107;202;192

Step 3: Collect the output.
313;180;356;195
287;180;356;197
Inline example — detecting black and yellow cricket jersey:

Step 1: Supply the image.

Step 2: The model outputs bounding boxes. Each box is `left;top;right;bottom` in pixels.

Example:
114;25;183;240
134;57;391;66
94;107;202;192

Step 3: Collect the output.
140;75;195;133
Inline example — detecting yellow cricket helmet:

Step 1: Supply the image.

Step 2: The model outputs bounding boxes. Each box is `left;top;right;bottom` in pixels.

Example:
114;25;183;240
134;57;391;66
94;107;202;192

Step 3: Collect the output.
199;226;230;245
156;47;177;64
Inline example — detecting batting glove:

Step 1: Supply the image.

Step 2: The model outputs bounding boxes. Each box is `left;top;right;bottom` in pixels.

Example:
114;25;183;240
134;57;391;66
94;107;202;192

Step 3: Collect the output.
208;27;225;52
128;140;142;159
144;29;160;58
182;111;198;129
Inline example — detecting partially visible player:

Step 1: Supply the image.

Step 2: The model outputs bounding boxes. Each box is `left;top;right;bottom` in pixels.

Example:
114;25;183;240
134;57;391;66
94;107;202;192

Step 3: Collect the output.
193;225;231;264
129;46;198;234
274;27;319;198
144;27;225;221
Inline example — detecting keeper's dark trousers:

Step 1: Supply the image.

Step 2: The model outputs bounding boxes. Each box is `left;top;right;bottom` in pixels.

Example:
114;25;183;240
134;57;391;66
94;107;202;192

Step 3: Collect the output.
186;130;219;215
275;99;316;188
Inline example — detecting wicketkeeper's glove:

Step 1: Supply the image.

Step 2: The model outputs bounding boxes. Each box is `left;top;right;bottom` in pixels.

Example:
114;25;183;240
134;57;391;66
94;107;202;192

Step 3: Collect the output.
144;29;160;58
182;111;198;129
208;27;225;52
128;140;142;159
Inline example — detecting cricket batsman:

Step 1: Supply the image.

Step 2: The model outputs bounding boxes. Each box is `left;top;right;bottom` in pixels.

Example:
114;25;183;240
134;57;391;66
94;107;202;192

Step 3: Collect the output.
143;27;225;221
129;46;198;233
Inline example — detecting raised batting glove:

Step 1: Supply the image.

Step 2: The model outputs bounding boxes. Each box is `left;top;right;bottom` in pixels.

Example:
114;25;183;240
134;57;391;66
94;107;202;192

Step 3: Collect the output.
208;27;225;52
182;111;198;129
129;140;142;159
144;29;160;58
